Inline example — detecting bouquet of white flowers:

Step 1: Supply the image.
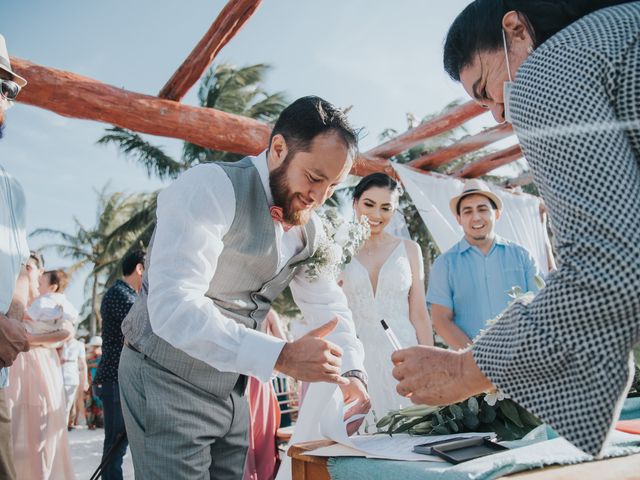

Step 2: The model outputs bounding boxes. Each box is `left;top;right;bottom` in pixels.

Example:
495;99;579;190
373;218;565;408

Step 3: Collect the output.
299;208;370;281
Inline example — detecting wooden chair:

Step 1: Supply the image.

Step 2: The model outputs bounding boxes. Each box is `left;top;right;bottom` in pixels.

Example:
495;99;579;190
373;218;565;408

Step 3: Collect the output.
273;374;300;445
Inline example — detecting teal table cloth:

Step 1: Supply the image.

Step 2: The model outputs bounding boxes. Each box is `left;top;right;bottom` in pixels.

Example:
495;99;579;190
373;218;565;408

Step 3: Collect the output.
327;398;640;480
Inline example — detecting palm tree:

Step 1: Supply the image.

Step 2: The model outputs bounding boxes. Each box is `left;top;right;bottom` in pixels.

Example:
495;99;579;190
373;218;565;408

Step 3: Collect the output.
31;186;151;335
96;62;288;251
98;62;287;179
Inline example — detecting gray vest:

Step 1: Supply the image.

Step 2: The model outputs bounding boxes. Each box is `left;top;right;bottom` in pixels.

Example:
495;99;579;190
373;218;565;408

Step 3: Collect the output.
122;157;318;397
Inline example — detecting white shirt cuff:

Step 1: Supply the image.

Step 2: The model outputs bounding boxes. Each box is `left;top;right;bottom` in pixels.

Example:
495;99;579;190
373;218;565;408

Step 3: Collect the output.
341;347;365;374
236;328;286;382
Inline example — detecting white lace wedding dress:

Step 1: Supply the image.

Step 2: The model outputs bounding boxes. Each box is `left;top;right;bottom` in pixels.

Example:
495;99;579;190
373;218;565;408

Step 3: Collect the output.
339;240;417;421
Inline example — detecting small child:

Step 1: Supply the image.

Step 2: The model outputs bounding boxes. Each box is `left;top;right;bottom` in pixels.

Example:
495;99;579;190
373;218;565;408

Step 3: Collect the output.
26;269;78;347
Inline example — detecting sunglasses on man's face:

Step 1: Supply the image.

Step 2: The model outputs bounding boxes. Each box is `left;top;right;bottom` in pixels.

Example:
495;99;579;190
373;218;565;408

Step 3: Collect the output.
0;79;20;101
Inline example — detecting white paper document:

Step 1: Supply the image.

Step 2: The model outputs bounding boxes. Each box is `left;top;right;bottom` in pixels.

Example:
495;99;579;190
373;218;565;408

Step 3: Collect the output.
304;385;489;462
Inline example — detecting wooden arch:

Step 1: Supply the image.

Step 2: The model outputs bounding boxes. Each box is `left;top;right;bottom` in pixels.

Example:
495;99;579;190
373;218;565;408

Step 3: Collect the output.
10;0;526;184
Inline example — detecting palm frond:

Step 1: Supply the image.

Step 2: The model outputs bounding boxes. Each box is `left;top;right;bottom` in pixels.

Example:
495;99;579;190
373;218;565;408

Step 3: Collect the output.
243;91;288;122
97;127;184;180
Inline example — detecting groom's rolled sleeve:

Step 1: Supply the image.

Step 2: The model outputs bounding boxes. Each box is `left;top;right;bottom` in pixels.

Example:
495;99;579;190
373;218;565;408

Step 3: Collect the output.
289;271;365;374
147;164;285;383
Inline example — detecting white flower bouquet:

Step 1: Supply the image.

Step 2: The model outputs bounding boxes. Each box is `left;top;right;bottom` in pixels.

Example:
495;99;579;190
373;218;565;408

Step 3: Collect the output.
300;208;370;281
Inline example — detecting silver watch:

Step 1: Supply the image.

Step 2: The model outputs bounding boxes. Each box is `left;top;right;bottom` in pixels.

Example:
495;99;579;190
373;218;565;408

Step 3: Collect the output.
342;369;368;389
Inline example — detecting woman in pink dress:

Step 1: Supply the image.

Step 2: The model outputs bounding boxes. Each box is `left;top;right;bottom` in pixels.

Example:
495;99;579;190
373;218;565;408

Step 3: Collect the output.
7;260;76;479
243;310;285;480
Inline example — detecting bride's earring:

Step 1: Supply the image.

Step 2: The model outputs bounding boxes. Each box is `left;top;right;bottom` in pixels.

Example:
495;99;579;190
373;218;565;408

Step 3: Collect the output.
527;45;534;54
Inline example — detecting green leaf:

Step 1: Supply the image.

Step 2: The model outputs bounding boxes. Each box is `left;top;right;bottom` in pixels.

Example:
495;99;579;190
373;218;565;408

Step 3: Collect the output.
467;396;480;415
447;418;459;433
478;402;497;423
376;414;394;429
431;425;451;435
449;404;464;420
499;400;524;428
462;409;481;430
411;421;433;434
488;419;517;441
517;407;542;428
394;416;431;434
387;414;404;436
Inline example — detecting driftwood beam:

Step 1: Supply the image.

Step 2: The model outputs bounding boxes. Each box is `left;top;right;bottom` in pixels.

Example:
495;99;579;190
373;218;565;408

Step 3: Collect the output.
408;123;513;171
364;101;485;160
158;0;263;101
351;154;394;178
452;144;523;178
12;57;271;155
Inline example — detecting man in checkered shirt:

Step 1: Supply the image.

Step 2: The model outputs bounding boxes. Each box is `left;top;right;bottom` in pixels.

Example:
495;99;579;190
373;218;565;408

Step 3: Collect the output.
393;1;640;456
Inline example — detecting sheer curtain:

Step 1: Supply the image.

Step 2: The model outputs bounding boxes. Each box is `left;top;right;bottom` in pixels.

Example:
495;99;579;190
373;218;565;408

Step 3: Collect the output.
393;164;550;275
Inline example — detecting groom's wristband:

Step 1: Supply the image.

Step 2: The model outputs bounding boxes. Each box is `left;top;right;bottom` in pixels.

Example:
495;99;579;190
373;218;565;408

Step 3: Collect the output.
342;370;368;389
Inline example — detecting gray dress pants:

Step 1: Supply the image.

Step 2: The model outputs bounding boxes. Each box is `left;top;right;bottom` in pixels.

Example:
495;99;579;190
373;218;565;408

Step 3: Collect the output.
119;346;249;480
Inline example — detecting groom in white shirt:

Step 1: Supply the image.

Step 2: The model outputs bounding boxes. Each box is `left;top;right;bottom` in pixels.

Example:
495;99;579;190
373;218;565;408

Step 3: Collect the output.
119;96;370;480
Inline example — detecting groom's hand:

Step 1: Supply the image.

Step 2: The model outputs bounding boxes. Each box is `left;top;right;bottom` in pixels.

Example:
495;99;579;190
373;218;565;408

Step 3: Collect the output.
340;378;371;436
275;318;349;385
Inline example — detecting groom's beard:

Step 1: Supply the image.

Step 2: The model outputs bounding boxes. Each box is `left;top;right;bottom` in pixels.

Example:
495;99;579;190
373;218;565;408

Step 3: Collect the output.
269;157;315;226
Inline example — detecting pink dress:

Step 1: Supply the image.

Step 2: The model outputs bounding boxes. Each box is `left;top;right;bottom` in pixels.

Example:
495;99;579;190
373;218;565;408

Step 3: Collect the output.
243;376;281;480
7;346;76;479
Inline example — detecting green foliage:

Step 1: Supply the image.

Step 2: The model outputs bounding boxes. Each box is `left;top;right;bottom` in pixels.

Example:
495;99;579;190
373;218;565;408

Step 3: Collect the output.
31;186;152;335
377;394;541;441
97;128;184;180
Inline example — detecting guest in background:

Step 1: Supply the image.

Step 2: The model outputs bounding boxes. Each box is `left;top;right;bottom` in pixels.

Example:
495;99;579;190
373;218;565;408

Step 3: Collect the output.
85;336;103;430
0;33;30;480
26;269;79;347
7;255;76;479
244;309;286;480
93;250;144;480
70;339;88;429
59;337;89;430
427;179;540;349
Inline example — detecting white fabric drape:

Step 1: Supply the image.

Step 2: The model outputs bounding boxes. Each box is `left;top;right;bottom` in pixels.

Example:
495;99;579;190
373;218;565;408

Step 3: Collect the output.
393;164;549;275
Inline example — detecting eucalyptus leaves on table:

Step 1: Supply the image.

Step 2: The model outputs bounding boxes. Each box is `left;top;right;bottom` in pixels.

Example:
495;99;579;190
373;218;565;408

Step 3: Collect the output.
376;394;541;441
377;278;546;440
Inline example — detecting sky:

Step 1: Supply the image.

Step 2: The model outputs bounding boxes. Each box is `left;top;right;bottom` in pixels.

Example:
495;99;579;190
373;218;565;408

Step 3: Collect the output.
1;0;507;311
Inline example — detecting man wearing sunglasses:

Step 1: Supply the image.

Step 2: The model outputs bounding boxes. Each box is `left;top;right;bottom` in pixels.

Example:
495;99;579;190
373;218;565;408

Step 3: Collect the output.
0;33;30;480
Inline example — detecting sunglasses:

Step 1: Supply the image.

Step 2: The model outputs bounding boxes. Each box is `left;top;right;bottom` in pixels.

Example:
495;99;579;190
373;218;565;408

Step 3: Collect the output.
0;79;20;101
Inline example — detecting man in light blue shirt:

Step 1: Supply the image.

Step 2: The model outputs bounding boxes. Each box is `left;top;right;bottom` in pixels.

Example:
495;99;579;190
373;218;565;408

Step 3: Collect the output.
0;34;30;480
427;179;541;350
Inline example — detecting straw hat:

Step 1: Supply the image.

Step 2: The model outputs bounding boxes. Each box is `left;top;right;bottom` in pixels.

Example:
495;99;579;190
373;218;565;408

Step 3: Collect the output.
0;34;27;88
449;179;503;216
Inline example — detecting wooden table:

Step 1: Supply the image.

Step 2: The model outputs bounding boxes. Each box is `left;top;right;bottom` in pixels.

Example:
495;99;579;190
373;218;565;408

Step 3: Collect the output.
288;440;640;480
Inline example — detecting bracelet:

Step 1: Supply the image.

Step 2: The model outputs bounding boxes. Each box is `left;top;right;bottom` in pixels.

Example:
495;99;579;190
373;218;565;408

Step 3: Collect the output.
342;369;368;389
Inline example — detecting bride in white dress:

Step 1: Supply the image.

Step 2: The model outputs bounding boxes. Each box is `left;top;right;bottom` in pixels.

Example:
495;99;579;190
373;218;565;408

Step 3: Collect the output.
275;174;434;479
340;173;434;421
